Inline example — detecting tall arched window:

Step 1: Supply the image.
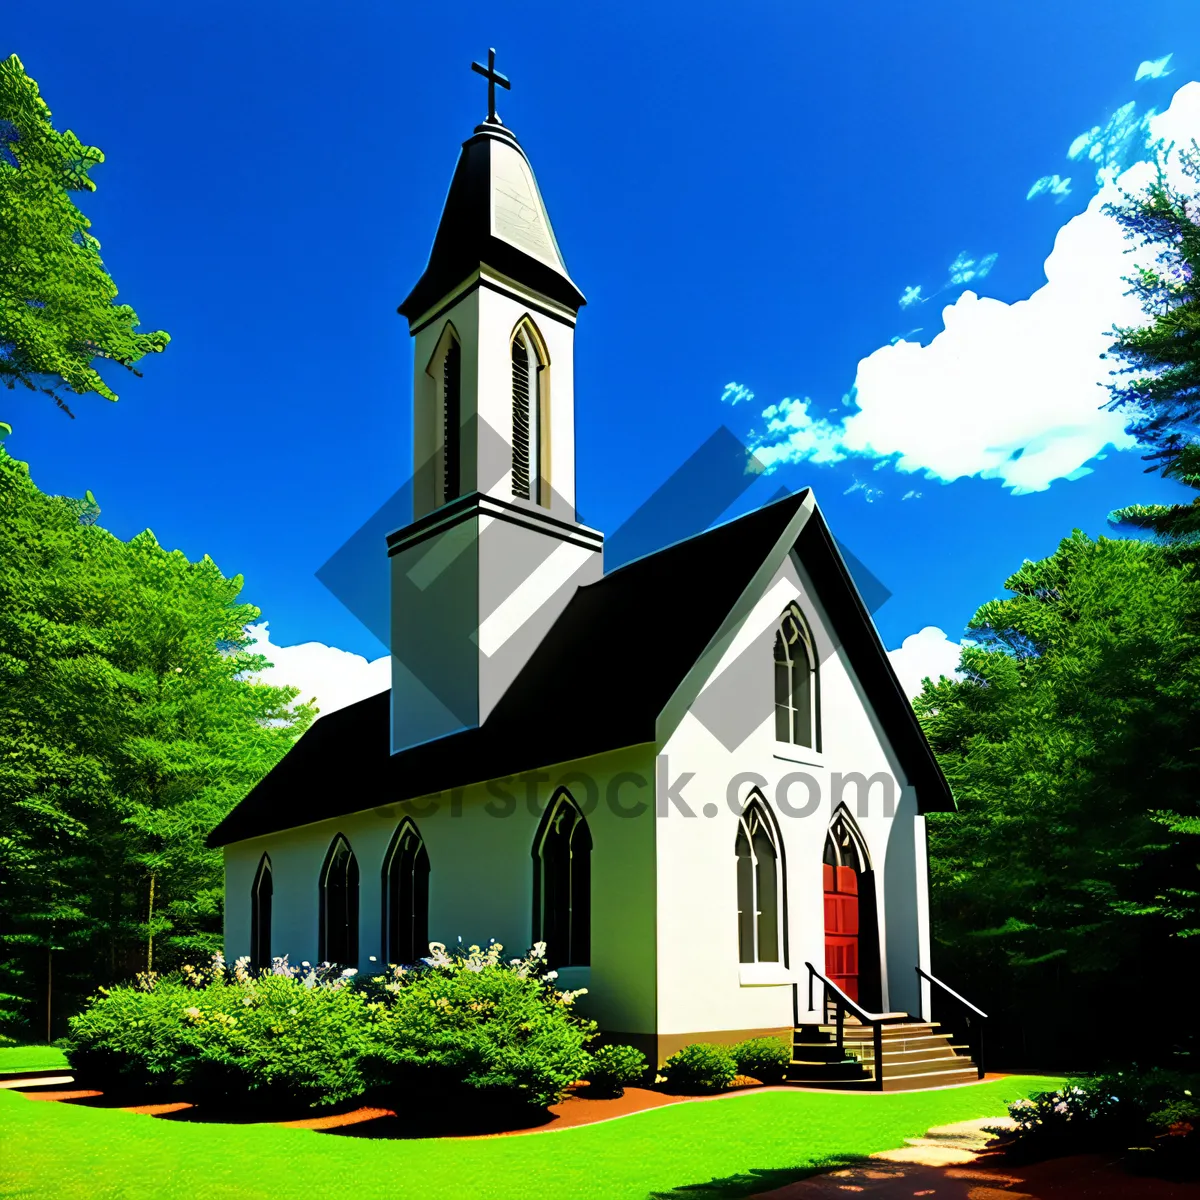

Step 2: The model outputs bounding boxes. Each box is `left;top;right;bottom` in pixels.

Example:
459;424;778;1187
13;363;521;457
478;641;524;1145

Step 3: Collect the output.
532;788;591;967
442;335;462;504
319;835;359;966
774;602;818;749
250;854;273;970
735;797;783;963
382;819;430;966
511;320;547;504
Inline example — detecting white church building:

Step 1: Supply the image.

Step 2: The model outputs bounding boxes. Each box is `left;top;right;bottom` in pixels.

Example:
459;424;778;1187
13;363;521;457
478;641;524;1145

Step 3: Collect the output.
210;56;982;1087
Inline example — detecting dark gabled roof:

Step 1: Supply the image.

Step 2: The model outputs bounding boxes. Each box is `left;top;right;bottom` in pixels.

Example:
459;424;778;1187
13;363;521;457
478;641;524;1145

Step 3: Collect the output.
398;121;585;323
208;491;953;847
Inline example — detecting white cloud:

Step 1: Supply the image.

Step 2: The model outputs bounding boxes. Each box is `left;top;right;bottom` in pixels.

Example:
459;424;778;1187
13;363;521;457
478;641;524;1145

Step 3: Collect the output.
1136;54;1173;82
899;284;923;309
748;81;1200;495
721;382;755;406
887;626;964;699
245;621;389;717
1026;173;1073;202
1066;100;1159;187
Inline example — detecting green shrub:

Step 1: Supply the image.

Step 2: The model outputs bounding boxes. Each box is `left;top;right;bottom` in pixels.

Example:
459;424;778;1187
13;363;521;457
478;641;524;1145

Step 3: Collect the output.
363;941;597;1111
67;956;378;1110
1002;1069;1200;1176
732;1036;791;1084
586;1043;647;1098
659;1042;737;1094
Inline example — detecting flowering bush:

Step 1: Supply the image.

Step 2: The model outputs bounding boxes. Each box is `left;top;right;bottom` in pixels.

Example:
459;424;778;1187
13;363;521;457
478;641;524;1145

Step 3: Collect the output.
1001;1069;1200;1176
585;1044;648;1098
362;941;596;1111
67;955;379;1110
732;1036;791;1085
659;1042;738;1094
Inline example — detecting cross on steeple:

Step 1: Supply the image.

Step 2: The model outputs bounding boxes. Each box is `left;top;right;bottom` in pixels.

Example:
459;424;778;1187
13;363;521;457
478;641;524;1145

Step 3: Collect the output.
471;47;511;124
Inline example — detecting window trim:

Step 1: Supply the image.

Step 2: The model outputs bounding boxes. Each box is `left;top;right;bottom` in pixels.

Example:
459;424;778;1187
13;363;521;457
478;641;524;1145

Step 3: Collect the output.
318;834;359;967
381;817;430;967
531;787;592;967
735;793;788;967
250;853;273;970
774;601;820;752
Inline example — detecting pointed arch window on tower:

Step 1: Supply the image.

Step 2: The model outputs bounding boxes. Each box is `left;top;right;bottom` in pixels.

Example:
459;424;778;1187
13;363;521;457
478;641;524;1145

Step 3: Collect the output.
442;336;462;504
382;820;430;966
532;789;591;967
250;854;273;970
736;798;782;964
511;323;546;504
774;602;818;749
319;835;359;967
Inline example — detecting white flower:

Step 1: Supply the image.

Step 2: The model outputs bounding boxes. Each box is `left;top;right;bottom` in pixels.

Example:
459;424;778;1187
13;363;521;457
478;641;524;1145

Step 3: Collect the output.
340;967;358;977
368;956;377;962
544;970;558;981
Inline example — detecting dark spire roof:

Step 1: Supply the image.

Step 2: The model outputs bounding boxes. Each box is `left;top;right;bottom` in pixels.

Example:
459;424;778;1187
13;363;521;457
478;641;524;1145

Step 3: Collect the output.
208;492;954;848
398;121;585;323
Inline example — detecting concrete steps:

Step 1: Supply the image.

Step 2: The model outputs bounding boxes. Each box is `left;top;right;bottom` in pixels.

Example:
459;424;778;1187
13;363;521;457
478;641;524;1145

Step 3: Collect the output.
784;1018;981;1091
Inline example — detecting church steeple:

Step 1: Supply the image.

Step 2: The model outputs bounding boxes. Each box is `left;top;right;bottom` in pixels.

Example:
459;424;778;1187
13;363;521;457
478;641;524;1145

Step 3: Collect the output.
388;52;602;755
397;54;585;327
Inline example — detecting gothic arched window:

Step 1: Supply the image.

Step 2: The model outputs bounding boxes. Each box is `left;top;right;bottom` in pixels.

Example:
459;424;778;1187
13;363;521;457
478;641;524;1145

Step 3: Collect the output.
774;602;818;749
250;854;273;970
736;797;783;963
319;835;359;967
382;819;430;966
511;320;547;505
532;789;591;967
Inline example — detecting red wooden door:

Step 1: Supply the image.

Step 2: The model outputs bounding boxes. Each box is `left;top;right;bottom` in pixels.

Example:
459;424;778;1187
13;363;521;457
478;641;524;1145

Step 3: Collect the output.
823;863;859;1001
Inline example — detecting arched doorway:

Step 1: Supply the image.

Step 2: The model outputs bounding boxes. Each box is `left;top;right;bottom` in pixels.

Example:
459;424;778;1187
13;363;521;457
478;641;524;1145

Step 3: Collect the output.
822;809;881;1008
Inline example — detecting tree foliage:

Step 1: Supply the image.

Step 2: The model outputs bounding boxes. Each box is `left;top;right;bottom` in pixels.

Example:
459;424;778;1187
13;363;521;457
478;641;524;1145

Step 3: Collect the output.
0;54;168;421
1105;140;1200;543
0;449;313;1039
919;531;1200;1063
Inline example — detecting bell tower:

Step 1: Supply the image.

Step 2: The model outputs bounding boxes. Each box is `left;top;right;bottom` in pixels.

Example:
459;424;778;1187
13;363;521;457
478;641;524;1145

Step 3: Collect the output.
388;50;603;753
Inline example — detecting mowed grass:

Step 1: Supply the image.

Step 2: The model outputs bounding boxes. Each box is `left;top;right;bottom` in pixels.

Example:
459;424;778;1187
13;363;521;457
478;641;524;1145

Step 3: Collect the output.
0;1045;69;1073
0;1076;1061;1200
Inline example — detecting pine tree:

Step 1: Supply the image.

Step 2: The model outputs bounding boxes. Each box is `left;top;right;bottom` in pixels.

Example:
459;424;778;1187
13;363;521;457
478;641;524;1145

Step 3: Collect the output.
0;449;313;1038
1104;140;1200;544
0;54;168;423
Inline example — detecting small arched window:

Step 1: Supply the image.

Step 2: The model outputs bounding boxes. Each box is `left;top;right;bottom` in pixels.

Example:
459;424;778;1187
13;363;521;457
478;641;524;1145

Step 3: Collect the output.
250;854;273;970
774;602;818;749
441;335;462;504
511;320;547;504
735;797;782;964
532;789;591;967
382;819;430;966
319;835;359;967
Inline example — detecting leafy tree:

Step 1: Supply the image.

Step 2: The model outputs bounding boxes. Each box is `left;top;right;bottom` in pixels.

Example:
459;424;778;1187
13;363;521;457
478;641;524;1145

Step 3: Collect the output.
1105;140;1200;543
0;54;168;422
0;449;313;1039
919;531;1200;1065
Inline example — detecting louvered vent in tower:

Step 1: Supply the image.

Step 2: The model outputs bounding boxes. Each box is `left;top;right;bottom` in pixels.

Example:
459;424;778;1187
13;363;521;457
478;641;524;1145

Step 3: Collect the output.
442;339;461;503
511;334;532;499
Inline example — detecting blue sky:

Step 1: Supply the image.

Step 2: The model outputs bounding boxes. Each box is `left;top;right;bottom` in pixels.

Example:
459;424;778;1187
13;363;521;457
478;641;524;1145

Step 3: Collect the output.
4;1;1198;701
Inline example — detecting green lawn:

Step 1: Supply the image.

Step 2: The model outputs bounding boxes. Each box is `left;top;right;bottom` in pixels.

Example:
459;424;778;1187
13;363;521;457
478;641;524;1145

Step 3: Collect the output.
0;1044;69;1074
0;1076;1060;1199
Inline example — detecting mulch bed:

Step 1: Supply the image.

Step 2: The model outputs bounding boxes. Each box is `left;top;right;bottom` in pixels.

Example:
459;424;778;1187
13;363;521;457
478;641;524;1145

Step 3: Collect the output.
755;1153;1200;1198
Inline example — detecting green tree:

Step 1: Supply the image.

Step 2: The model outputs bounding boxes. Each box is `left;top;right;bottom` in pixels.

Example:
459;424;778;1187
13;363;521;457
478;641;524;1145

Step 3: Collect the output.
0;449;313;1039
919;531;1200;1064
1104;140;1200;543
0;54;168;422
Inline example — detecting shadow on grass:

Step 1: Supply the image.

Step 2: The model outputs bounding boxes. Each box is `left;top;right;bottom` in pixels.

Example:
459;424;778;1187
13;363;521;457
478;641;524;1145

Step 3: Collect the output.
647;1155;860;1199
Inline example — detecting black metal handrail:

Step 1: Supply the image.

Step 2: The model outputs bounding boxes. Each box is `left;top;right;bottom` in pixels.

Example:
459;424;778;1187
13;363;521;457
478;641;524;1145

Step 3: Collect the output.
916;966;987;1079
803;962;908;1088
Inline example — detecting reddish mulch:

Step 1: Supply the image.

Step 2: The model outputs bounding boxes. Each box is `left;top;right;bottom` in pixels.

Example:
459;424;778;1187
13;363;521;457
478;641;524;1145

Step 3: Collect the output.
753;1153;1200;1198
